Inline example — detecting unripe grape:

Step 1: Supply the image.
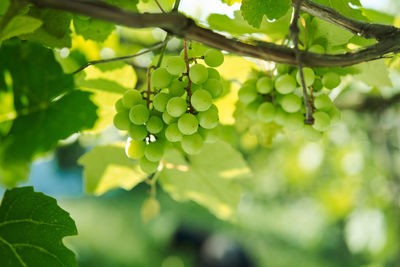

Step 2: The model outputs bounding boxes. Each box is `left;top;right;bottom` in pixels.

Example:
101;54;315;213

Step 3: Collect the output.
203;78;223;98
153;93;171;112
162;111;177;124
169;79;186;96
285;113;304;131
114;98;127;112
189;64;208;84
122;89;143;108
328;106;341;125
207;68;221;79
308;44;325;53
256;77;273;94
238;86;258;104
322;72;341;89
166;97;187;117
144;141;165;162
303;125;323;141
257;102;275;123
280;94;302;113
199;127;219;143
198;109;219;129
191;89;212;111
181;133;204;155
245;101;261;120
151;67;172;89
146;116;164;134
314;94;333;111
113;110;131;130
165;56;186;75
312;111;331;131
204;49;224;67
178;113;199;135
165;123;183;142
274;108;287;125
139;157;159;174
277;64;290;75
313;78;323;91
275;74;297;94
129;104;150;125
128;124;147;140
296;67;315;87
126;139;146;159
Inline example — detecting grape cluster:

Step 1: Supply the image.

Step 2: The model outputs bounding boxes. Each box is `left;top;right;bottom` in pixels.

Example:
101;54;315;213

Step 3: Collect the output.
113;48;224;173
238;64;341;141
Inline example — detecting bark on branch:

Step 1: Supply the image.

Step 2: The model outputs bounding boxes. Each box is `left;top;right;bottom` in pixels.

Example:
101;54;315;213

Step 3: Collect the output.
29;0;400;67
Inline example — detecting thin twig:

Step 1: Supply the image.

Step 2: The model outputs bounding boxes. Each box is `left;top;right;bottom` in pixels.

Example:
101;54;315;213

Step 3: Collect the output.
184;40;194;113
291;0;314;124
72;42;165;74
153;0;165;13
146;66;156;108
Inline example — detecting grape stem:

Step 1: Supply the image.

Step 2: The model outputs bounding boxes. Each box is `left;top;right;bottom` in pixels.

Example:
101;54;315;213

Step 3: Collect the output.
146;65;156;108
290;0;314;125
184;40;194;113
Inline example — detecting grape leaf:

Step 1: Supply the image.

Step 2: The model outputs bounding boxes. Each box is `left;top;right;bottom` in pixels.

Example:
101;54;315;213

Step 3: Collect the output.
0;187;77;266
311;19;354;47
159;141;252;220
313;0;366;21
221;0;242;5
354;60;392;87
0;15;42;45
0;0;9;15
240;0;291;28
73;15;115;42
78;144;148;195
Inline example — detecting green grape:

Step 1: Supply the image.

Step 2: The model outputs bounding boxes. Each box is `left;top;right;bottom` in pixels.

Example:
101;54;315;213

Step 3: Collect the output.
146;116;164;134
128;124;147;140
162;111;177;124
129;104;150;125
165;123;183;142
166;97;187;117
190;83;202;93
245;101;261;120
198;109;219;129
274;108;287;125
153;93;171;112
312;111;331;131
257;102;275;123
181;133;204;155
165;56;186;75
322;72;341;89
199;127;219;143
277;64;290;75
126;139;146;159
303;125;323;141
280;94;302;113
144;141;165;162
313;78;323;91
296;67;315;87
189;64;208;84
169;79;186;96
178;113;199;135
203;78;223;98
191;89;212;111
114;98;126;112
285;113;304;131
207;68;221;79
238;86;258;104
139;157;159;174
275;74;297;94
203;49;224;67
256;77;273;94
308;44;325;53
122;89;143;108
151;67;172;89
113;110;131;130
328;106;341;125
209;104;219;113
314;94;333;111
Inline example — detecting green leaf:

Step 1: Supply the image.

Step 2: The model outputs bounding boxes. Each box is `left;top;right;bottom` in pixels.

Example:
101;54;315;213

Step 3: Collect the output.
221;0;242;5
0;0;9;16
354;60;392;87
0;15;42;44
310;19;354;48
0;187;77;267
208;10;290;38
73;15;115;42
22;8;72;48
240;0;291;28
160;141;252;220
313;0;366;21
79;144;148;195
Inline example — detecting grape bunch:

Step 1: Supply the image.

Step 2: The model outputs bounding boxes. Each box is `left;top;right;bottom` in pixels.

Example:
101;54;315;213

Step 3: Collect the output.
238;64;342;141
113;47;224;174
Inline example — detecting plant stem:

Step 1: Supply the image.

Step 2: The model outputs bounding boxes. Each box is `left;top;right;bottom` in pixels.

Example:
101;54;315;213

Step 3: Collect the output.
184;40;194;113
146;66;156;108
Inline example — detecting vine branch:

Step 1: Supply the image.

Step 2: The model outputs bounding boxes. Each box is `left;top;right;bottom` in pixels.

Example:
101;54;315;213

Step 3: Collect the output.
29;0;400;68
